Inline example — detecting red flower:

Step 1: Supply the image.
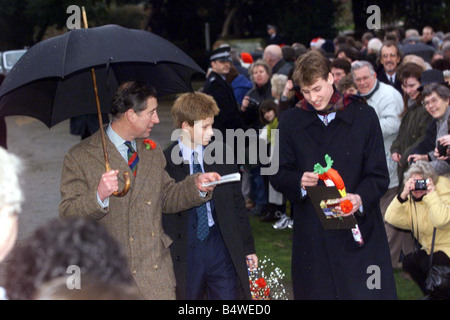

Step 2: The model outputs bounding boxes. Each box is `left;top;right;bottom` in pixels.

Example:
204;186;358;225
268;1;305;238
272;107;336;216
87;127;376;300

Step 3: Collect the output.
143;139;156;150
340;199;353;214
255;277;267;288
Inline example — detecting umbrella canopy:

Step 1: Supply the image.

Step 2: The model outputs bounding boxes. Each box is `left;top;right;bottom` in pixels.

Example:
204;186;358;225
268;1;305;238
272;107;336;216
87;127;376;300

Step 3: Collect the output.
0;24;205;127
401;43;436;63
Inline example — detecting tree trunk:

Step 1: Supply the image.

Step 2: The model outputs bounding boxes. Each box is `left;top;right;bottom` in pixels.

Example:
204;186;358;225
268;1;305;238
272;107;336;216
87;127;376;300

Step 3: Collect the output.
220;6;237;39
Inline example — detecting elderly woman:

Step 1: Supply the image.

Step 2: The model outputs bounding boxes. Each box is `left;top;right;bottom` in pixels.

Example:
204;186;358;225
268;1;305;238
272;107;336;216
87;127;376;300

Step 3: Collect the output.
408;83;450;176
270;73;288;103
385;161;450;297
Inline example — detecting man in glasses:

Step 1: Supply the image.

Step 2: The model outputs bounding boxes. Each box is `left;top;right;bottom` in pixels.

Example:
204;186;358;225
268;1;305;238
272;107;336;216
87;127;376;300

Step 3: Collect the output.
377;40;404;95
203;46;243;135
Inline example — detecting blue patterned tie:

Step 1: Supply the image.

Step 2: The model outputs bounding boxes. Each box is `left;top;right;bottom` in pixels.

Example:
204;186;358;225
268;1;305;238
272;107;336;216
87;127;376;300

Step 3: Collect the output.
193;152;209;241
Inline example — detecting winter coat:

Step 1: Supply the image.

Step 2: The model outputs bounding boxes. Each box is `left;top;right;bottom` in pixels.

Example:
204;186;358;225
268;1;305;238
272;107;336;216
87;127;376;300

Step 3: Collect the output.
390;98;433;188
270;95;397;299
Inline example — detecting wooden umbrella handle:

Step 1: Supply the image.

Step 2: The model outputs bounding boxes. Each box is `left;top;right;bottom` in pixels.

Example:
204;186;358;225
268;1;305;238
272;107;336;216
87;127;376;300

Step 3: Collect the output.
82;7;130;197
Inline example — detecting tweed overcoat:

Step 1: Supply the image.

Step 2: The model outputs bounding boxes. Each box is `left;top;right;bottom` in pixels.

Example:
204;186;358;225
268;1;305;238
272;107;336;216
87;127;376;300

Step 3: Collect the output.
59;129;211;299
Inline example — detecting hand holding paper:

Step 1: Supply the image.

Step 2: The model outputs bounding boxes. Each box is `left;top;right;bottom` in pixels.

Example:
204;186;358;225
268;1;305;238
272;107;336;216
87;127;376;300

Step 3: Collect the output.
201;172;241;187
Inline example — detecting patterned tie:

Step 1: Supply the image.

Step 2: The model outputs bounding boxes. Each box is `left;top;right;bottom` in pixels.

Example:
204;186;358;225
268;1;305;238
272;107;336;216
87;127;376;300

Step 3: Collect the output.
124;141;139;176
192;151;209;241
323;114;329;126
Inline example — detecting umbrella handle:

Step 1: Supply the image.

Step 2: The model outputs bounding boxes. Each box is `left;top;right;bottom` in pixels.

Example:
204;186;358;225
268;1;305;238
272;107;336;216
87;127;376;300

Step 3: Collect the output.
105;161;131;197
82;6;130;198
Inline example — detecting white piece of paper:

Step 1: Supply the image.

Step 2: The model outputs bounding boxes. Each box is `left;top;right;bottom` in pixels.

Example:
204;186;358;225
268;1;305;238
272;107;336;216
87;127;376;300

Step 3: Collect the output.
202;172;241;187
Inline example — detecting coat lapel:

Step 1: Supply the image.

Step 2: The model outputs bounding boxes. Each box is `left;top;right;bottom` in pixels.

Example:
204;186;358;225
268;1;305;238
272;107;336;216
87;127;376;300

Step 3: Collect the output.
129;138;152;205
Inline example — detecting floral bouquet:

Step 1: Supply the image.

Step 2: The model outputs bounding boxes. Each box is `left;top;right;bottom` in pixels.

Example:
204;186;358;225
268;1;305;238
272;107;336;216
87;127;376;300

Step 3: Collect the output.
248;256;289;300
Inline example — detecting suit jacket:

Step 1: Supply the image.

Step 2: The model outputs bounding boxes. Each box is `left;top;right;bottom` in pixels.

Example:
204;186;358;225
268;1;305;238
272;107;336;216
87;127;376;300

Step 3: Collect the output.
162;142;256;299
376;66;404;96
59;129;211;299
203;71;243;133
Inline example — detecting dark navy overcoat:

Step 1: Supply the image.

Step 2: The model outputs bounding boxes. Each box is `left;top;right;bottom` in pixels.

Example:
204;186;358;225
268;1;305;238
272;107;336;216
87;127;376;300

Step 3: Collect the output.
270;98;397;299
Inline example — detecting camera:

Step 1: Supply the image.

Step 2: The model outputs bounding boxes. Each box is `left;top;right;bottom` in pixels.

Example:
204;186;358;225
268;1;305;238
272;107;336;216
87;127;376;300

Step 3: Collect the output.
437;141;448;157
247;97;260;109
414;179;429;191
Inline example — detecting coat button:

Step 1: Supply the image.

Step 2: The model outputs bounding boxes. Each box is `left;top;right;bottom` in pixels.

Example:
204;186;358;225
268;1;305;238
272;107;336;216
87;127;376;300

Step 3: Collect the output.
130;236;134;242
178;234;182;238
132;270;137;275
176;256;181;261
153;264;159;270
146;200;151;205
151;231;155;237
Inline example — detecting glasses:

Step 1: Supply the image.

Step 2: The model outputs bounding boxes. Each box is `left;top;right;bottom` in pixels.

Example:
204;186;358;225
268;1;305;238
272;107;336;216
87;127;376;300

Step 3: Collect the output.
382;53;397;59
354;75;371;83
422;97;440;108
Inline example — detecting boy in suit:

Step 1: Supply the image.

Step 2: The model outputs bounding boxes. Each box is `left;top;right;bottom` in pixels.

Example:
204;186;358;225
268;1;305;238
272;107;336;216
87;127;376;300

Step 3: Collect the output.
162;92;258;300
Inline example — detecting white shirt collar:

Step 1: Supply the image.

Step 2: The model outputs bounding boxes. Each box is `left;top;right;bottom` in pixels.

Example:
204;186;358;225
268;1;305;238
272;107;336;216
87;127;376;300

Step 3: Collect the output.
177;138;204;164
106;123;136;150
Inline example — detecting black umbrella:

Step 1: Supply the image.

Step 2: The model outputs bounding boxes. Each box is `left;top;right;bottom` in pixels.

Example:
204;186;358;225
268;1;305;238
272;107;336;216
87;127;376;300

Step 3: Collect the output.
0;24;204;127
401;43;436;63
0;23;204;196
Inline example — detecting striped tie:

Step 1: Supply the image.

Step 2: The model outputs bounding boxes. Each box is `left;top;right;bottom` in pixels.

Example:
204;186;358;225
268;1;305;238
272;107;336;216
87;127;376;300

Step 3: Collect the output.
193;152;209;241
124;141;139;176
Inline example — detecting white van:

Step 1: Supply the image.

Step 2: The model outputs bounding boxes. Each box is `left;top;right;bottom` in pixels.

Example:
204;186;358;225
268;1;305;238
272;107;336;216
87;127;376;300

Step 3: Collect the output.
0;49;27;74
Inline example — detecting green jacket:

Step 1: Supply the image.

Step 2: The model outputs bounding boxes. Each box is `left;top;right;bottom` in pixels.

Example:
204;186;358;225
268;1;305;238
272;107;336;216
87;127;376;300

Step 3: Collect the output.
390;99;433;188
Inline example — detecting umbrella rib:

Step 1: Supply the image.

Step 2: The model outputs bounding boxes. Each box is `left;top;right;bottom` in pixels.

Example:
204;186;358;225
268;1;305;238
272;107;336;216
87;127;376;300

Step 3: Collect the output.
60;30;74;77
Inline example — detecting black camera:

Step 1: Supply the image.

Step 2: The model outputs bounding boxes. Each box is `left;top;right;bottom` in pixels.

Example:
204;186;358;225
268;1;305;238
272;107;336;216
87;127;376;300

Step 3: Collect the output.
414;179;428;190
437;141;448;157
247;97;260;109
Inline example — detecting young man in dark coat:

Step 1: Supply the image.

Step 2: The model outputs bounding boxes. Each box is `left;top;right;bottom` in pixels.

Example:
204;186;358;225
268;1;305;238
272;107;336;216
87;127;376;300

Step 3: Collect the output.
270;50;397;299
162;92;257;300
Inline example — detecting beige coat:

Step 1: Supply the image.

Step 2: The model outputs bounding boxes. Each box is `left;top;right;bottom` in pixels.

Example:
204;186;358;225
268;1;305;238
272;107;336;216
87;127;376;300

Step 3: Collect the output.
385;177;450;257
59;130;211;299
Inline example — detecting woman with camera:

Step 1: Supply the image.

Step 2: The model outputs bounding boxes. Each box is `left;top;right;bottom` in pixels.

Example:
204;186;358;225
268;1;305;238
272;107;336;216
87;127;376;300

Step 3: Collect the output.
240;59;274;217
385;161;450;298
408;82;450;176
240;59;273;130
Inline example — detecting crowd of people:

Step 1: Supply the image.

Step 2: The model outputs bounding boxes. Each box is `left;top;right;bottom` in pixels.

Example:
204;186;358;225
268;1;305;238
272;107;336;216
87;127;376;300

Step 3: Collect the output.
0;23;449;300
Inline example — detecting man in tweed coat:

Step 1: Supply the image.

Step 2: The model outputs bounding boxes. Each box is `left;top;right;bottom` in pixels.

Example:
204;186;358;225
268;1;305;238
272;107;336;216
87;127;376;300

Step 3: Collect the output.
59;82;220;299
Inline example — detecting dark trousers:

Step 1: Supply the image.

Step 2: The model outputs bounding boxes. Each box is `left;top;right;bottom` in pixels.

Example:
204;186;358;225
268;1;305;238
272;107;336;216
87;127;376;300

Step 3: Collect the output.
186;224;238;300
403;250;450;294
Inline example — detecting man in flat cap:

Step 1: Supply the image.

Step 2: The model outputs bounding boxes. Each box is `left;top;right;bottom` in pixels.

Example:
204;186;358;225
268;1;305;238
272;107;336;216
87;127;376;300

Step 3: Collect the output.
203;46;243;135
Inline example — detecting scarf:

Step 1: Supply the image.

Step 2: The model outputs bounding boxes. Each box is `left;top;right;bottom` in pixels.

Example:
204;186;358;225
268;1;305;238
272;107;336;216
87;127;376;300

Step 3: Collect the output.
266;117;278;146
359;79;380;101
298;86;351;115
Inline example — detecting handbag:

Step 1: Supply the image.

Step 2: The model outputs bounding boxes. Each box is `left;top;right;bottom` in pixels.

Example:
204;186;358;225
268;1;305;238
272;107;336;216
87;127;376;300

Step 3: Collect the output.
424;228;450;299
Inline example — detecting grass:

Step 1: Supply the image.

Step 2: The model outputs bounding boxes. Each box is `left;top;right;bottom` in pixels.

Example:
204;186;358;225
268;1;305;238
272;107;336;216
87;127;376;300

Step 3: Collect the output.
249;214;424;300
